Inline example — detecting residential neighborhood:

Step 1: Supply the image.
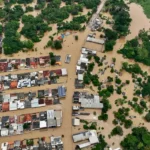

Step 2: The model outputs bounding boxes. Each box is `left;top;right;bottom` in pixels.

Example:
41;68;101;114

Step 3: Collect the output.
1;0;150;149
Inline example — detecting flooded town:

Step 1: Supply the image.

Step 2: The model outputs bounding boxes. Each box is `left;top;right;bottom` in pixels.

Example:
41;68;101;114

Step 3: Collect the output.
0;0;150;150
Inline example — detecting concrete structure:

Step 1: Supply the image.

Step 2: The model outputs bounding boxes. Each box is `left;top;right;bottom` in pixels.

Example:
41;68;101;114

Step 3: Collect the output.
86;36;105;44
72;118;80;126
73;130;99;149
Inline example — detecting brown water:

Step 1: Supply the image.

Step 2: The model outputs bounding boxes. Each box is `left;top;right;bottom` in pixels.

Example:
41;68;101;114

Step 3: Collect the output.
1;2;150;150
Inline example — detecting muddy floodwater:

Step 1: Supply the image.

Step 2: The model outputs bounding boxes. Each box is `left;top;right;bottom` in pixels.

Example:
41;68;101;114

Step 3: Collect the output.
0;2;150;150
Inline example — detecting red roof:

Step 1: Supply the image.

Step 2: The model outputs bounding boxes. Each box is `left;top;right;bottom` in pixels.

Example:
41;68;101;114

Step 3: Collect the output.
43;70;50;77
10;81;18;89
2;102;9;112
50;69;62;76
0;63;8;72
24;114;32;122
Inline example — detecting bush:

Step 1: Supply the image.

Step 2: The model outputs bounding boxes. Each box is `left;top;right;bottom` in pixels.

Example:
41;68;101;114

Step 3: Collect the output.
98;113;108;121
126;80;130;84
75;35;78;40
115;77;122;84
111;126;123;136
124;119;133;129
145;112;150;122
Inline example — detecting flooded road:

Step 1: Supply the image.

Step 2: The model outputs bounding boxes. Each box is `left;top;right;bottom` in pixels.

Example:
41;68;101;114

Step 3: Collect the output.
0;1;150;150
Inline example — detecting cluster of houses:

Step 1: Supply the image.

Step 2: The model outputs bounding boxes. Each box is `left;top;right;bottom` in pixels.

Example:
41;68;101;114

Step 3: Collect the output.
1;136;63;150
0;86;66;112
0;109;62;137
0;55;61;72
75;47;97;89
0;68;67;91
73;130;99;149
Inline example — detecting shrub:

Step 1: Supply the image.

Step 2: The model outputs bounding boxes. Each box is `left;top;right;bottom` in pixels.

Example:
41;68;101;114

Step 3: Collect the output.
111;126;123;136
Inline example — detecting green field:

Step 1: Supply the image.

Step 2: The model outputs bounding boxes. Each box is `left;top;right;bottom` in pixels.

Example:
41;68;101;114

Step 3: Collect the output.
130;0;150;18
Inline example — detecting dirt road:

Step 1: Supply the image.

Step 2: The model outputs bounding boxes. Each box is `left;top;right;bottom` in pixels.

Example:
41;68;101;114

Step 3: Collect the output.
88;0;107;28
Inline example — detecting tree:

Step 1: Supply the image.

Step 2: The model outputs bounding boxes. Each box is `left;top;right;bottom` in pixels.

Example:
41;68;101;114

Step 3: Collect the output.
145;112;150;122
23;40;34;49
51;58;56;65
75;35;78;40
121;127;150;150
111;126;123;136
98;113;108;121
124;119;133;129
53;40;62;49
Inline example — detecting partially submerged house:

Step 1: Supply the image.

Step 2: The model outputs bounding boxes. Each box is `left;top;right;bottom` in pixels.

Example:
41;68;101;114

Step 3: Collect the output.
73;130;99;149
0;109;63;137
1;135;64;150
73;92;103;109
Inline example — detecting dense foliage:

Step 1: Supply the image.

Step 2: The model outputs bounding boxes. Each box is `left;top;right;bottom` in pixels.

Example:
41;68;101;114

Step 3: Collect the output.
104;28;117;51
21;15;51;42
118;30;150;66
105;0;131;37
121;127;150;150
92;134;107;150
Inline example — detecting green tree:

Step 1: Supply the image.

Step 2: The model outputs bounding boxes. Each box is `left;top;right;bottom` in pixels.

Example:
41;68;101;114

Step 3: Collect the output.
111;126;123;136
145;112;150;122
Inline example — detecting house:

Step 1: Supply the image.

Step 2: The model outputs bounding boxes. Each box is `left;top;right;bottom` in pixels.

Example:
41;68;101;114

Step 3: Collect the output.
72;118;80;126
58;86;66;98
9;101;17;111
54;110;62;127
78;74;83;81
1;128;9;136
74;79;85;89
51;136;63;149
10;81;18;89
40;120;47;129
86;36;105;44
79;93;103;109
1;142;8;150
73;130;99;149
1;116;9;128
2;102;9;112
16;124;23;134
24;114;32;123
47;110;57;127
81;47;96;56
54;55;61;65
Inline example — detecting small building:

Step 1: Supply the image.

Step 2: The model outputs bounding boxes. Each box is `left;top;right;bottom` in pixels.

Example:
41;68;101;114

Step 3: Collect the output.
73;130;99;149
58;86;66;98
72;118;80;126
78;74;83;81
51;136;63;149
79;94;103;109
86;36;105;44
74;79;85;89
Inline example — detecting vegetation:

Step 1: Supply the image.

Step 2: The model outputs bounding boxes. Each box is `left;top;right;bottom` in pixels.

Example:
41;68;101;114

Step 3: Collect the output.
111;126;123;136
121;127;150;150
21;15;51;42
104;28;117;51
92;134;107;150
122;62;143;75
145;111;150;122
98;113;108;121
118;30;150;66
83;122;97;130
105;0;131;37
1;0;98;54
